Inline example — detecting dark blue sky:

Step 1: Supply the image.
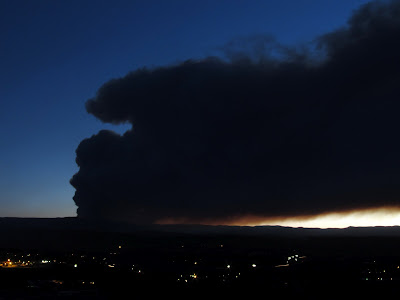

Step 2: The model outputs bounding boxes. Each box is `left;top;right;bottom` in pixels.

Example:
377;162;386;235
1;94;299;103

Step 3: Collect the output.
1;0;371;217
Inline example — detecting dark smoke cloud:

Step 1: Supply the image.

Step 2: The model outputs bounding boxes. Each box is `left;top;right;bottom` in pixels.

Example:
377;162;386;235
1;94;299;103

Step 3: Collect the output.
71;0;400;224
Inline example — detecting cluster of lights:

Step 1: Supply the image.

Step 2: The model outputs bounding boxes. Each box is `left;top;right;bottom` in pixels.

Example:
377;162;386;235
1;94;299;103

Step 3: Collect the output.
1;258;34;268
177;273;198;283
286;254;306;264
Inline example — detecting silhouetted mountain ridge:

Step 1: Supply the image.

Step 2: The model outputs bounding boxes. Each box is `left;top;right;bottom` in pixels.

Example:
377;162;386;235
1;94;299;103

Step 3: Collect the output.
1;217;400;237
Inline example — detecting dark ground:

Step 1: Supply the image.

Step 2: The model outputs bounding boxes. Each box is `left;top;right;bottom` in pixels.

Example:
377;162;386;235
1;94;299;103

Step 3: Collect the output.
1;218;400;299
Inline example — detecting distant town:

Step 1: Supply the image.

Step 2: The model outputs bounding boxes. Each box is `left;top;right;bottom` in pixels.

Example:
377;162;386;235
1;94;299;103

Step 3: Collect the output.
2;222;400;298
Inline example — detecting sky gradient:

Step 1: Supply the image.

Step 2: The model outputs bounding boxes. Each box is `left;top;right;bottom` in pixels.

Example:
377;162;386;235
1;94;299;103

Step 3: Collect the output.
1;0;383;223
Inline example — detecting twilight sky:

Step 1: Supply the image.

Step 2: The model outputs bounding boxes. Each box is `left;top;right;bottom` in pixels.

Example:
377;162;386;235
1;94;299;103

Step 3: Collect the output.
1;0;394;225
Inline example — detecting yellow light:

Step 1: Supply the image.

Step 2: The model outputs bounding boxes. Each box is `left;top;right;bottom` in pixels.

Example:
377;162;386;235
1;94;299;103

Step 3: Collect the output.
248;207;400;228
157;206;400;228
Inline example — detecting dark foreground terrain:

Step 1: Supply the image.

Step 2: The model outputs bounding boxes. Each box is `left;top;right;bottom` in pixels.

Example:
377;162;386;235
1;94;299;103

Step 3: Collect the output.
1;218;400;299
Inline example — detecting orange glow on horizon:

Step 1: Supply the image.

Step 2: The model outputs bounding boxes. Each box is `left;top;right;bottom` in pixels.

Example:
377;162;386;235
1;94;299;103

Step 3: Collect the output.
157;206;400;229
